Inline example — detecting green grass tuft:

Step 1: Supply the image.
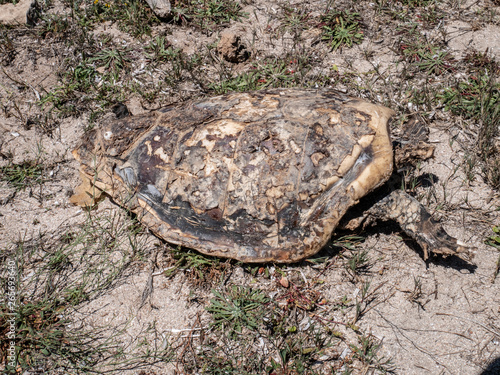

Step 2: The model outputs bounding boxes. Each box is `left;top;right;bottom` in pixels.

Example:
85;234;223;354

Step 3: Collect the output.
0;162;44;191
207;285;269;335
320;10;364;51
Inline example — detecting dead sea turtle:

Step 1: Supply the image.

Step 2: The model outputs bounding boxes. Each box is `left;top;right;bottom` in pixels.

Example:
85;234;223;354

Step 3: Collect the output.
71;89;471;263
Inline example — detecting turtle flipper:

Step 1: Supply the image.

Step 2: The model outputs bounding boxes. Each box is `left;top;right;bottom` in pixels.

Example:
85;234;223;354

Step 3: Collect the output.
70;171;103;207
369;190;474;261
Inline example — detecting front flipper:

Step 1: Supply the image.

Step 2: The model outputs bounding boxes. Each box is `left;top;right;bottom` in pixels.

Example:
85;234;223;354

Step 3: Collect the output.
369;190;474;261
70;171;103;208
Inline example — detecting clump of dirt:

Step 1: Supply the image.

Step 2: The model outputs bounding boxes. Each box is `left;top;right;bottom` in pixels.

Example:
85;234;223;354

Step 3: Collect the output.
217;30;250;63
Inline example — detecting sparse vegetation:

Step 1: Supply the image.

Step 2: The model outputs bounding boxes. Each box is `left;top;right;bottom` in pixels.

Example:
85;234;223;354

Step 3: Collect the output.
397;0;435;8
440;73;500;187
210;56;312;93
162;247;230;286
485;226;500;282
350;334;395;373
280;6;312;35
73;0;159;38
346;250;370;276
440;75;499;120
486;226;500;250
171;0;247;28
145;36;180;65
396;27;456;75
0;162;44;191
38;14;72;40
0;211;171;374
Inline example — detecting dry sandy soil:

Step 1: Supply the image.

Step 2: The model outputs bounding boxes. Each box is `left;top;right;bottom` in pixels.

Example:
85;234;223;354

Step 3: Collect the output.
1;0;500;374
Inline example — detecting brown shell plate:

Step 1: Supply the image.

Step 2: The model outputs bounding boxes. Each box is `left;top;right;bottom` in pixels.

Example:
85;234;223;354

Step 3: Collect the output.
72;89;395;263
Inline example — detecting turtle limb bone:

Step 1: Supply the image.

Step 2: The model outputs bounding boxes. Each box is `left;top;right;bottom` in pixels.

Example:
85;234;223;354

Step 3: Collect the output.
368;190;474;262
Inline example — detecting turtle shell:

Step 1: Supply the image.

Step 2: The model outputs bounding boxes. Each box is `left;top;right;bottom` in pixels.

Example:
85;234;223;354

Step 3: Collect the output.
72;89;395;263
